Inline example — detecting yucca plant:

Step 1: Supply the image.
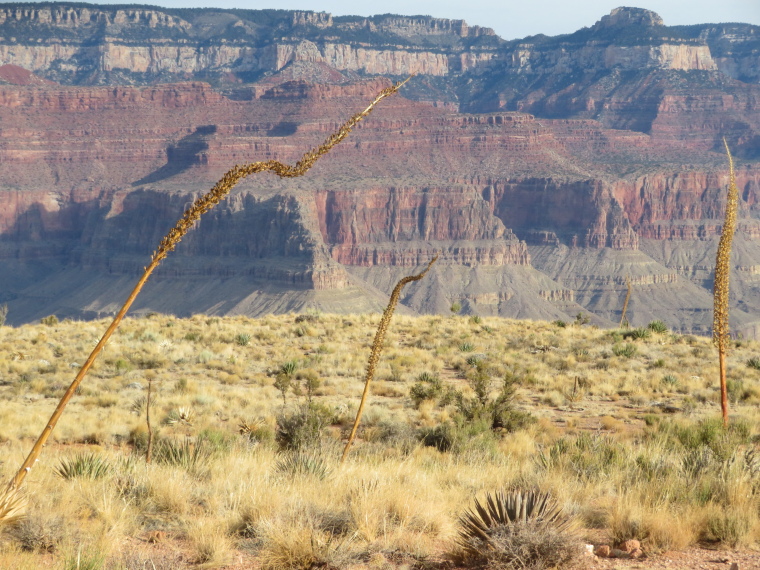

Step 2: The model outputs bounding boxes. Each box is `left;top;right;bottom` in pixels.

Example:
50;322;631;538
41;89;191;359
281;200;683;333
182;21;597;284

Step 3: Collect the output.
275;452;332;480
456;489;579;570
54;453;111;480
0;485;27;527
153;438;213;472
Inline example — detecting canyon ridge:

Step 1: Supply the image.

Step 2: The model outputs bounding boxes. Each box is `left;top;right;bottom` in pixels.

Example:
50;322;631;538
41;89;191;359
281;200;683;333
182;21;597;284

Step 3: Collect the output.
0;3;759;336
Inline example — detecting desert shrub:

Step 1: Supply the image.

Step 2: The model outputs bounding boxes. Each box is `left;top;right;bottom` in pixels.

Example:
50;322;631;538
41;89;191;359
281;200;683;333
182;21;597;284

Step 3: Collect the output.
459;342;475;352
153;438;214;472
234;333;251;346
184;331;202;342
537;433;625;481
276;403;334;451
0;303;7;326
647;320;668;333
552;320;567;328
704;510;752;548
54;453;111;480
455;369;534;433
40;314;59;326
276;452;332;480
9;513;65;552
612;343;637;358
661;374;678;387
622;327;650;340
409;372;446;407
455;489;580;570
746;357;760;370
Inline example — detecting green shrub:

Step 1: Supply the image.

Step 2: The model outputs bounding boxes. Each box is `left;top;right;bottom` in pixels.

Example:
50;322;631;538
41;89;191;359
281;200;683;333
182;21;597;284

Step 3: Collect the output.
234;333;251;346
40;315;59;326
409;372;444;407
746;357;760;370
661;374;679;387
552;320;567;328
276;403;333;451
612;343;637;358
622;328;651;340
647;320;668;333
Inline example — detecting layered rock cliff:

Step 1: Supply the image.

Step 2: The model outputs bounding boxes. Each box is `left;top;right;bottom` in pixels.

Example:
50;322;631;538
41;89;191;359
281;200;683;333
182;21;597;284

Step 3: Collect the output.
0;5;759;335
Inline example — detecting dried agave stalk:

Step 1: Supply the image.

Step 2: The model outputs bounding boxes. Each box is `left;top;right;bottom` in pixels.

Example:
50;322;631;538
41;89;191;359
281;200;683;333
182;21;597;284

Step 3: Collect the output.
619;275;631;328
341;256;437;463
714;139;739;427
6;76;411;495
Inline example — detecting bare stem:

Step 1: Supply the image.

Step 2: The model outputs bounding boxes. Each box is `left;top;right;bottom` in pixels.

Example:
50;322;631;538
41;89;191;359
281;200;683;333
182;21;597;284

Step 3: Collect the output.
9;76;411;491
341;256;437;464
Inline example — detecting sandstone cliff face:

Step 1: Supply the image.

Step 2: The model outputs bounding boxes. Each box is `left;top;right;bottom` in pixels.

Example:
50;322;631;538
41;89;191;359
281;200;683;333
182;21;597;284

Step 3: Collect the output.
0;6;759;333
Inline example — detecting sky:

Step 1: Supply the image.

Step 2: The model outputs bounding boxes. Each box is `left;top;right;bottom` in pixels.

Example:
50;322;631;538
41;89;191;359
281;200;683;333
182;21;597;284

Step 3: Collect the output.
9;0;758;40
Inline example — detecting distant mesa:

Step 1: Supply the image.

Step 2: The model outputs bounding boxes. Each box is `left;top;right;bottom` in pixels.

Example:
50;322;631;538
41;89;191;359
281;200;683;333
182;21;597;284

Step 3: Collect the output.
594;7;665;29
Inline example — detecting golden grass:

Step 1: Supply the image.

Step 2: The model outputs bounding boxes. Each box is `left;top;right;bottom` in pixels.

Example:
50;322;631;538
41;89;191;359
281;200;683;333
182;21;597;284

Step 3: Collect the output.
0;314;758;567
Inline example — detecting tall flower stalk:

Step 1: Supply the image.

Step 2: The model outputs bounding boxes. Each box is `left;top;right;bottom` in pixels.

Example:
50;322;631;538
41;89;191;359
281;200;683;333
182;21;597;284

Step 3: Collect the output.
341;256;437;464
3;77;411;502
713;139;739;427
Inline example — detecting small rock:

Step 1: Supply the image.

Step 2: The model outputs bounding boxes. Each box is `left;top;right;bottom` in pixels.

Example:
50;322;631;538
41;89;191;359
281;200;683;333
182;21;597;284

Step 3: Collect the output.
619;539;641;552
594;545;611;558
630;548;644;559
729;563;739;570
611;548;631;559
584;544;594;556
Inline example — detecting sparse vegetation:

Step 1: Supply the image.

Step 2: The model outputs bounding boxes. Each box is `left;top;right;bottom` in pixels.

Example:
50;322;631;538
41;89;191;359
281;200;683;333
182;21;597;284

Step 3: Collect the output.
0;313;758;567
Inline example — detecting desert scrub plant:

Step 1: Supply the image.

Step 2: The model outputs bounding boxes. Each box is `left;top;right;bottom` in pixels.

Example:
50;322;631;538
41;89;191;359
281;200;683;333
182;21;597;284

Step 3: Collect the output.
276;403;334;451
54;453;111;480
409;372;445;408
622;327;651;340
5;77;410;497
647;320;668;334
455;489;580;570
612;343;637;358
152;437;214;472
275;452;332;480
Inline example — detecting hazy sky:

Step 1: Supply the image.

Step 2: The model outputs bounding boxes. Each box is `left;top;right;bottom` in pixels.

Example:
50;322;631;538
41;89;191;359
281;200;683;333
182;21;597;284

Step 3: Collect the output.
15;0;758;40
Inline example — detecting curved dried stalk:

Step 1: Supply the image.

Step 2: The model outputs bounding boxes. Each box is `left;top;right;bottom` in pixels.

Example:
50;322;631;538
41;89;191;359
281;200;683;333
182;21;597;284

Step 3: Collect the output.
714;139;739;427
341;256;438;464
7;76;411;494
